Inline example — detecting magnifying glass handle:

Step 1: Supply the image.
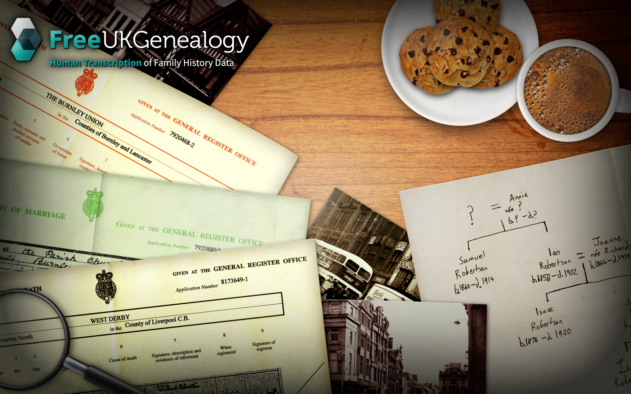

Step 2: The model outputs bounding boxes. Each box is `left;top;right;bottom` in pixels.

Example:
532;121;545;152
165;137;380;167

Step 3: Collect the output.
64;357;145;394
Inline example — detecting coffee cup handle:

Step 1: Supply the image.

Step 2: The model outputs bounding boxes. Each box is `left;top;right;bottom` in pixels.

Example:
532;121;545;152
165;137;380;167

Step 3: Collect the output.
617;88;631;113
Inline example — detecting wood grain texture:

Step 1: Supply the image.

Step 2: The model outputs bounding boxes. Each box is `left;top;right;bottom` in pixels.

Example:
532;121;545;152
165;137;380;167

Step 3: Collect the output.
212;0;631;229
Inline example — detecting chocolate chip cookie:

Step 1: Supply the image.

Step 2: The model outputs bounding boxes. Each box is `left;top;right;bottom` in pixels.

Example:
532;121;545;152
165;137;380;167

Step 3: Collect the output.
399;27;455;95
473;24;523;89
434;0;501;35
434;0;455;23
427;17;494;87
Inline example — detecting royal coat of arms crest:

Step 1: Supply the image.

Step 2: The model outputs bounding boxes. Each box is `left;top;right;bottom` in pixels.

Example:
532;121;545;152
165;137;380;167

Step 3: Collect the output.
75;68;98;96
83;188;104;222
95;270;116;304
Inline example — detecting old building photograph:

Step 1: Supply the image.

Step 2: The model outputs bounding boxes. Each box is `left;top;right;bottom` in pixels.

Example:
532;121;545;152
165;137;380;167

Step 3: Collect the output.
14;0;270;104
323;300;487;394
309;188;421;301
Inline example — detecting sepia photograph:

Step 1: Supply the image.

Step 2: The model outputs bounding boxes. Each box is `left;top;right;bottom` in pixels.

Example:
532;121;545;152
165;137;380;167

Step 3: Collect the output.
14;0;271;104
309;188;421;302
322;300;487;394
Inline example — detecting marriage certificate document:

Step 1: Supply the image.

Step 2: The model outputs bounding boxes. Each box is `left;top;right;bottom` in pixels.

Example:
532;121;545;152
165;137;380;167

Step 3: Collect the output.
0;240;331;394
0;160;310;272
0;0;297;195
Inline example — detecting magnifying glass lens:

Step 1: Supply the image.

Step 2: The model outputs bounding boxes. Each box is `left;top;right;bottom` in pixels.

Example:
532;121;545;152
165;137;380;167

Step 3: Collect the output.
0;292;67;388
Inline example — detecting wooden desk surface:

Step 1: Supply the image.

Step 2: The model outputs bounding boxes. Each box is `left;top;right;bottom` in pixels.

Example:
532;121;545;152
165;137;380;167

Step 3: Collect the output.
213;0;631;228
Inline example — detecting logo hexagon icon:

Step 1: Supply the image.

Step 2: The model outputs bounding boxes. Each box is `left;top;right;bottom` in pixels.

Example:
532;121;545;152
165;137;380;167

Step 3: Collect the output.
11;18;41;62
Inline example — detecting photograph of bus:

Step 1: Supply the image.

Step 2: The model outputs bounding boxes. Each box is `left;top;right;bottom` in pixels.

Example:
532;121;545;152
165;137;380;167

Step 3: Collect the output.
364;283;419;301
315;240;373;300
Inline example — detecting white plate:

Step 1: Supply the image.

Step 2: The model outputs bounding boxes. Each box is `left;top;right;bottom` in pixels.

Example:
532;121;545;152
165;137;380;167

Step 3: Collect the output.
382;0;539;126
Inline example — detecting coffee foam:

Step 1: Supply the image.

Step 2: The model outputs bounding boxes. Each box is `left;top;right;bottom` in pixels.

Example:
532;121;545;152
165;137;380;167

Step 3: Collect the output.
524;47;612;134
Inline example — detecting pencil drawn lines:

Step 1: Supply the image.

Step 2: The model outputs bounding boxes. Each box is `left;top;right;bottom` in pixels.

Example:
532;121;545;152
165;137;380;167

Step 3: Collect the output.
467;221;548;251
295;362;325;394
545;263;631;302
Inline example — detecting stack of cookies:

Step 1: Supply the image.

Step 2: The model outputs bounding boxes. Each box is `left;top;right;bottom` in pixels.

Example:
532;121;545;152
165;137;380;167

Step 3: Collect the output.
399;0;523;95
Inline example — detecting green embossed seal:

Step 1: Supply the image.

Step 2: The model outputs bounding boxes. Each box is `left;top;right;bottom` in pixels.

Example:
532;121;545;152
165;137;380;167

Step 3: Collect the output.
83;188;104;222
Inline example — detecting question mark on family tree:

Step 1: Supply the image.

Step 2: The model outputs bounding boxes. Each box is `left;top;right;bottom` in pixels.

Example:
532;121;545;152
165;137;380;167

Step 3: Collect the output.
467;205;474;225
518;201;522;211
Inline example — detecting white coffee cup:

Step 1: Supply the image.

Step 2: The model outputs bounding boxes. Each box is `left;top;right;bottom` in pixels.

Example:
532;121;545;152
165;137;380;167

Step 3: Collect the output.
516;39;631;142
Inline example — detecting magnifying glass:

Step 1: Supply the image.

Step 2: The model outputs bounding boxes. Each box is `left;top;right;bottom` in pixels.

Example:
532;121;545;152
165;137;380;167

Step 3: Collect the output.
0;289;144;394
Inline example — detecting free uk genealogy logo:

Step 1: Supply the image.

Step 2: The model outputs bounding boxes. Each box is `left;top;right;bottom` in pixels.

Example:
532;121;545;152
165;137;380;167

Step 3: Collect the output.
11;18;41;61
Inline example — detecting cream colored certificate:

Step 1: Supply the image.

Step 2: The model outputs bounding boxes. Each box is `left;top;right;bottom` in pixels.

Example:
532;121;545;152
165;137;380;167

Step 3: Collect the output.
0;239;332;394
0;0;297;195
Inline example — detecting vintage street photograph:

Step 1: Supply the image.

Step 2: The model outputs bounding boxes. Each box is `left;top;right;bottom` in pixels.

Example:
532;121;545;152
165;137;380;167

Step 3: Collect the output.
309;188;421;301
322;300;487;394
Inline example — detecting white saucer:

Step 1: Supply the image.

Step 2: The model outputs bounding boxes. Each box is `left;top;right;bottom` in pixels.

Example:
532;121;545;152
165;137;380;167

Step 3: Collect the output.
382;0;539;126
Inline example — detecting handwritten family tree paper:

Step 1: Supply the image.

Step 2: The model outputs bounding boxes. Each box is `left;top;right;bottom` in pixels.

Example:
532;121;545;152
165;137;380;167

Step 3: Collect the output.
400;145;631;393
0;0;295;195
0;159;310;272
0;240;331;394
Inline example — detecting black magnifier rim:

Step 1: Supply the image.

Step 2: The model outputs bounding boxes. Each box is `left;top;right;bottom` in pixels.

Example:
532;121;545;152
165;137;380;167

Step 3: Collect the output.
0;289;71;391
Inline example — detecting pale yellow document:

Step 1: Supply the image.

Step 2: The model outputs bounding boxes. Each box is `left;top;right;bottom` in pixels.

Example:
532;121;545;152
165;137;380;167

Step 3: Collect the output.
0;0;297;195
0;159;310;272
400;145;631;393
0;239;332;394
